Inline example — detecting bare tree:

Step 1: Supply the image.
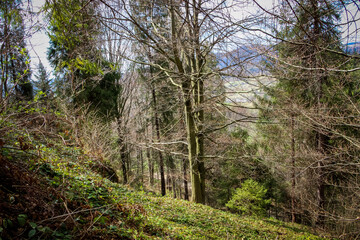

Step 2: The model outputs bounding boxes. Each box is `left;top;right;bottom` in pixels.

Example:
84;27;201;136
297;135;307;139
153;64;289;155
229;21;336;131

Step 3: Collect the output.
96;0;258;203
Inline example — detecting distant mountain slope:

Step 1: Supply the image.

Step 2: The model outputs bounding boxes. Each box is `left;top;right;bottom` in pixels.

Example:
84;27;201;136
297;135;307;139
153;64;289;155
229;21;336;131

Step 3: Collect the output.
345;42;360;54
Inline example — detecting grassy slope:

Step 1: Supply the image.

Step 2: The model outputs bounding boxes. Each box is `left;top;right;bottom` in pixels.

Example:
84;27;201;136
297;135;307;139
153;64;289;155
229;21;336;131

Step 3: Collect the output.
0;108;328;240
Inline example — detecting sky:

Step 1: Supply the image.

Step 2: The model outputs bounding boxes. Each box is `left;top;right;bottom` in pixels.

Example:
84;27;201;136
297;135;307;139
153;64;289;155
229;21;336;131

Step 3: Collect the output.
26;0;51;80
26;0;360;81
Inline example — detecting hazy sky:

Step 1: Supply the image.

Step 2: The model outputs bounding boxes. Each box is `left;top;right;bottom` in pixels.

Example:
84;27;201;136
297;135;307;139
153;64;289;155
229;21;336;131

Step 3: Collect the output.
27;0;50;80
26;0;359;81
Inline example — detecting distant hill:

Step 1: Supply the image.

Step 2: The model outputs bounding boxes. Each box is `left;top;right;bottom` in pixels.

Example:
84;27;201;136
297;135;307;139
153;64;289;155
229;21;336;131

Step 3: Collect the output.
344;42;360;54
216;45;273;105
216;45;265;75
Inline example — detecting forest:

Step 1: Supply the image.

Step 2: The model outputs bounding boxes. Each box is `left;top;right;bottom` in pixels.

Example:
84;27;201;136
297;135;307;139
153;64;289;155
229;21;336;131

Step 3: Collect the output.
1;0;360;239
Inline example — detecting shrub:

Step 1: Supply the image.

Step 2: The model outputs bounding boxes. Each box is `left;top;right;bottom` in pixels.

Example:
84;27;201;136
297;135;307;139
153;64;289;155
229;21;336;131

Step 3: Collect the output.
226;179;271;217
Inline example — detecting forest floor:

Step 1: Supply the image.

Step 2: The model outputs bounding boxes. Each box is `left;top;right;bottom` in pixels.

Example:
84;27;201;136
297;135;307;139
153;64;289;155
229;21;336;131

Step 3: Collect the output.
0;105;329;239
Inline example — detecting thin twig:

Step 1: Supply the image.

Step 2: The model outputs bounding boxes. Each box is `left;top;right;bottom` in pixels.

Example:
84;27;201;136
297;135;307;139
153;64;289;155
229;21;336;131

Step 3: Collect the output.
38;204;114;223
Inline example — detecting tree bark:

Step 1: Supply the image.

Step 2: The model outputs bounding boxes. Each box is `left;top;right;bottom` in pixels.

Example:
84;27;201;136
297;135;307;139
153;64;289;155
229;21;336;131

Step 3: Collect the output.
1;4;9;103
147;146;154;186
290;114;296;223
167;155;177;198
152;87;166;196
117;117;128;184
172;0;205;204
183;94;204;203
183;157;189;201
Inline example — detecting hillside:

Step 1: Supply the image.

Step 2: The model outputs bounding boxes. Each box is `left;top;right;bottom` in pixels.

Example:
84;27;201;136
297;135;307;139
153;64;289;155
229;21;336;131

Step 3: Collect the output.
0;105;327;240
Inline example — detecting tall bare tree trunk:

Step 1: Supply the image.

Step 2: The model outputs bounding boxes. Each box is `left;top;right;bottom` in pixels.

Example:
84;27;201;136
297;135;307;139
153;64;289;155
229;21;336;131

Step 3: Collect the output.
146;125;154;185
117;117;128;184
183;93;204;203
1;5;9;104
147;146;154;185
195;75;205;203
140;150;144;186
167;155;177;198
166;159;171;192
152;87;166;196
290;114;296;223
177;0;206;204
183;157;189;200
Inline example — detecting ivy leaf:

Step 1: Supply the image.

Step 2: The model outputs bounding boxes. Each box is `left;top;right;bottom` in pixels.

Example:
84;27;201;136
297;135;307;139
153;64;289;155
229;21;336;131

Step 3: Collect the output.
28;229;36;238
17;214;27;227
29;222;37;229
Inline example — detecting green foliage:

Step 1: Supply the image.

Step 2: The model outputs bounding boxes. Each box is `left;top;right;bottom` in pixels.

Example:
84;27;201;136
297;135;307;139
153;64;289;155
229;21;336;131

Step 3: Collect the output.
45;0;108;105
34;62;52;99
226;179;271;217
230;128;249;139
269;0;343;106
45;1;121;122
206;127;274;208
17;214;27;227
75;67;121;120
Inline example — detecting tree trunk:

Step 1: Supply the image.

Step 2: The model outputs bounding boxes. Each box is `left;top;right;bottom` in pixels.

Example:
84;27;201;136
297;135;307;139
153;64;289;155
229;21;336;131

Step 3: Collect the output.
291;114;296;223
146;125;154;185
184;95;204;203
195;74;205;204
152;87;166;196
120;142;127;184
1;5;9;105
166;159;171;192
183;157;189;201
147;146;154;185
167;155;177;198
0;43;4;104
127;150;131;180
117;117;128;184
140;150;144;186
170;0;205;203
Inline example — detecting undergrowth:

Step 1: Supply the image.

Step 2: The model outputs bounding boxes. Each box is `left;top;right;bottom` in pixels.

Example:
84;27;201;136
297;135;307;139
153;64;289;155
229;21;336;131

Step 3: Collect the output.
0;102;329;239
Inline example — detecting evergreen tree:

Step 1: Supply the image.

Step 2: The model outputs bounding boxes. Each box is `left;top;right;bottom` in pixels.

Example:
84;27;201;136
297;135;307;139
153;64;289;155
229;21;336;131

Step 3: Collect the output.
45;0;120;120
45;0;103;100
260;0;360;230
76;65;121;119
34;62;52;98
1;0;33;104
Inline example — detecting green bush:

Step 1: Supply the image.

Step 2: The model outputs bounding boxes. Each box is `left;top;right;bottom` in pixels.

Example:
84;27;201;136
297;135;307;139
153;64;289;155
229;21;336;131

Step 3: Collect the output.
226;179;271;217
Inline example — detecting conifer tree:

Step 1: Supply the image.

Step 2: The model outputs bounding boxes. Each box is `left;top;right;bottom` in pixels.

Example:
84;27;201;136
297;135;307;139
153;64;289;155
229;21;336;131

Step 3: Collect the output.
46;0;120;119
259;0;360;228
34;62;52;98
1;0;33;104
45;0;103;99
